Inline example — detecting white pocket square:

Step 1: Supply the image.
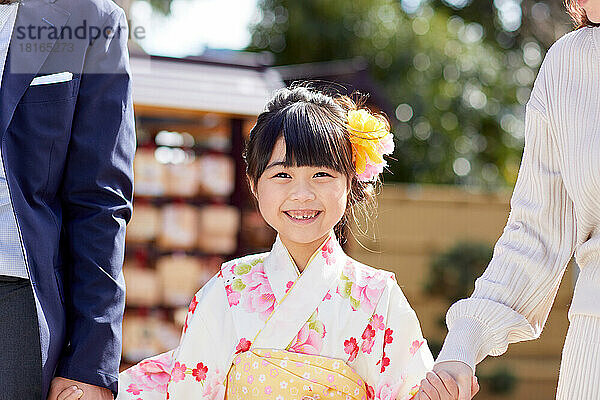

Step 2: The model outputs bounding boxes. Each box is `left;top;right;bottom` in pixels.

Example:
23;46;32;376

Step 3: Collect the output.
30;72;73;86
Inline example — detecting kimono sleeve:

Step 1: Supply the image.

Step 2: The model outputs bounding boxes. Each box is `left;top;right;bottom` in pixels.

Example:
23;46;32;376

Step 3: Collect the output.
362;279;434;400
117;272;236;400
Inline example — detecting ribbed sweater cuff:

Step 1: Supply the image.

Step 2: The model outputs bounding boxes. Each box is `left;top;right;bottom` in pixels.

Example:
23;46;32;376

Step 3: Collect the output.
435;317;492;374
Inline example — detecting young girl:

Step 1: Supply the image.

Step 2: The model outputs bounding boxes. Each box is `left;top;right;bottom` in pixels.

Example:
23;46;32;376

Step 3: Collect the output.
116;86;434;400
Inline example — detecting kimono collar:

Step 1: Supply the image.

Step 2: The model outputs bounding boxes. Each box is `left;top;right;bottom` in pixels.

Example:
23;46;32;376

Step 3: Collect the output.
252;231;345;349
264;231;343;303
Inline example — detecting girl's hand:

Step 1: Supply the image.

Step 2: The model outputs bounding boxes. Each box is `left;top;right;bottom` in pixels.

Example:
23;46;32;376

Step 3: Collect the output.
48;377;112;400
56;385;84;400
415;361;479;400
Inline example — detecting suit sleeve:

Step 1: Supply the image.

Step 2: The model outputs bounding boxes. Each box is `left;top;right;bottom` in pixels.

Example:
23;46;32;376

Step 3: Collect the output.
56;7;136;396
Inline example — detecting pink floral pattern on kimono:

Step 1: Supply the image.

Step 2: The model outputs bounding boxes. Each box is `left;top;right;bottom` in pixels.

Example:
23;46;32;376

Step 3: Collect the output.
344;337;360;362
361;324;377;354
170;362;186;382
288;324;323;355
201;368;226;400
125;351;173;394
222;258;276;321
239;263;276;320
362;314;386;355
191;363;208;381
338;262;388;314
321;239;336;265
224;284;240;306
182;294;199;334
235;338;251;354
285;280;294;294
288;310;326;355
374;375;402;400
409;340;424;356
370;313;385;331
351;275;387;314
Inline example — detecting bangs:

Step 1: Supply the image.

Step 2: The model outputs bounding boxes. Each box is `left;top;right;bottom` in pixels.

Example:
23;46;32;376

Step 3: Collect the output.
247;101;354;183
280;103;352;172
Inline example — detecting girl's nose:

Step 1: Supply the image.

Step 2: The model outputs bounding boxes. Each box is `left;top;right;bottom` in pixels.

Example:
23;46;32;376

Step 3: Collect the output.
289;181;316;202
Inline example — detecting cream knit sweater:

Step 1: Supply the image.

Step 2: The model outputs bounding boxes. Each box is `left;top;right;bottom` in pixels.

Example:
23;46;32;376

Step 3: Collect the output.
436;26;600;373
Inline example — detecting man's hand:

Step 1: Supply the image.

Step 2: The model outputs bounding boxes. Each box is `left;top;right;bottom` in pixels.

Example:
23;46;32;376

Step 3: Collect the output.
48;377;113;400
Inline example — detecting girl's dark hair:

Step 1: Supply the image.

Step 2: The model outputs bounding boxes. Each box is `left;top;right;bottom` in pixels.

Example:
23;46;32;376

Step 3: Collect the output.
566;0;600;29
243;84;386;241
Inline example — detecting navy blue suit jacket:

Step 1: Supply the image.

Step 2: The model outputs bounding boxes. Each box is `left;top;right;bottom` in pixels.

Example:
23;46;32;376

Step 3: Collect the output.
1;0;135;397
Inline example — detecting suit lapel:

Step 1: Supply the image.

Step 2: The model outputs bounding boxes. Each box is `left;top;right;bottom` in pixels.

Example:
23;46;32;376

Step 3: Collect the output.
0;0;70;139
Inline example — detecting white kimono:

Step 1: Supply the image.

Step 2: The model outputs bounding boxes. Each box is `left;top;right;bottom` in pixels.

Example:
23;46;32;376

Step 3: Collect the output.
118;233;433;400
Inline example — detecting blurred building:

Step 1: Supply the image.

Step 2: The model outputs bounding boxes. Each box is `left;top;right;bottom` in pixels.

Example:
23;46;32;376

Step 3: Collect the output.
274;57;395;118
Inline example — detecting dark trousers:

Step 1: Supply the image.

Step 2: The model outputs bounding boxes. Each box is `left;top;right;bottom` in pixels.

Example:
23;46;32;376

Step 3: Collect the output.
0;275;42;399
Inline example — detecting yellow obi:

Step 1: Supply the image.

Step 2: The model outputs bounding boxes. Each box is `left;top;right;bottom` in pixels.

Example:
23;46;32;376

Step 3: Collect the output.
225;349;368;400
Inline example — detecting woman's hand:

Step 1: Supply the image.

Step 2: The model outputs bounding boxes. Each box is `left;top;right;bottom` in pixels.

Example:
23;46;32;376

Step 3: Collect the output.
415;361;479;400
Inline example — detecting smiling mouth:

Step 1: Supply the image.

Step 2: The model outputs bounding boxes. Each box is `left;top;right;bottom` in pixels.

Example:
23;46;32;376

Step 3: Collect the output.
283;210;322;221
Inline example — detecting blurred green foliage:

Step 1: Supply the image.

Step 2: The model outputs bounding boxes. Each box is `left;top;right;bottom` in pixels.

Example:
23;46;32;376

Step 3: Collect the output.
426;241;492;303
246;0;572;187
482;366;518;394
145;0;175;14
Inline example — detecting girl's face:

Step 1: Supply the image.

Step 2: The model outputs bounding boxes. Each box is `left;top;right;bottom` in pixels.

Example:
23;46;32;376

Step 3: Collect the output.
579;0;600;22
252;136;349;250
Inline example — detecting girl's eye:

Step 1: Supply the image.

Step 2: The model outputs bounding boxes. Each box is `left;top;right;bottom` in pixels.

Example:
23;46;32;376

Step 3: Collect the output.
314;172;333;178
273;172;291;178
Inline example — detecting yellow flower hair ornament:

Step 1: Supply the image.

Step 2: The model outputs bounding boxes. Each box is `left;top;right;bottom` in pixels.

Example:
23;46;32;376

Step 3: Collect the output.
347;109;395;182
